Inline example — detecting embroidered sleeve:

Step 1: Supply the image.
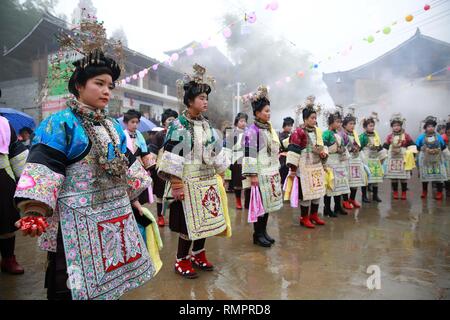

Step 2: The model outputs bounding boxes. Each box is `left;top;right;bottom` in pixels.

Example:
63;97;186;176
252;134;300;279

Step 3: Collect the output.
383;134;392;150
359;133;368;149
126;157;152;201
158;120;187;180
14;115;69;216
416;134;425;150
322;130;335;147
438;135;447;150
404;133;415;148
286;128;307;168
8;124;29;178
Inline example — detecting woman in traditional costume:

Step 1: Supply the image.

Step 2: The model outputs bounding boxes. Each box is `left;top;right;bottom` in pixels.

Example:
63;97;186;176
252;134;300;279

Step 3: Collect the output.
148;108;178;226
14;45;156;300
123;109;154;203
416;116;449;200
278;117;294;186
382;113;417;200
242;86;283;247
442;123;450;197
286;96;328;228
322;110;351;217
0;116;28;275
359;113;386;203
227;112;247;210
158;64;231;279
341;112;365;209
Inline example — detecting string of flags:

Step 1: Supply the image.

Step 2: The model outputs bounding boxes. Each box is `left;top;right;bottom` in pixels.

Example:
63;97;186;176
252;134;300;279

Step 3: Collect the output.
240;2;440;100
117;1;280;86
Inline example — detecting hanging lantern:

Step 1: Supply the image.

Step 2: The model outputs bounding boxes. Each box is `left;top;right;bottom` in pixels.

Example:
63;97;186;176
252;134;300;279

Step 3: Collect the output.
223;27;232;38
186;47;194;56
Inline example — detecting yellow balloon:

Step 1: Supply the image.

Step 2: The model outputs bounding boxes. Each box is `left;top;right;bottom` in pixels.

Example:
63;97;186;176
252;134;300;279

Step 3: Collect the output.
406;15;414;22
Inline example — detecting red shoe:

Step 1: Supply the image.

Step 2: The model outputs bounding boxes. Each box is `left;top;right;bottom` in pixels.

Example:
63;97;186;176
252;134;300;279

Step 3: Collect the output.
436;192;443;201
310;213;325;226
300;216;315;229
421;192;427;199
401;192;407;200
393;191;399;200
236;197;243;210
175;257;198;279
342;201;354;210
1;256;24;275
191;250;214;271
349;199;361;208
157;216;165;227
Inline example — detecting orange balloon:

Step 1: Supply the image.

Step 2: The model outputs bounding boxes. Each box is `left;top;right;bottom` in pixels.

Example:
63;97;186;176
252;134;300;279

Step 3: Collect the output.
405;15;414;22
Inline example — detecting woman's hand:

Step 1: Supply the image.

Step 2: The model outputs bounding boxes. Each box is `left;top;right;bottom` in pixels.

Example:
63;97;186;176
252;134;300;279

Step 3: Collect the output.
172;187;185;201
15;216;49;238
132;200;144;216
250;175;259;186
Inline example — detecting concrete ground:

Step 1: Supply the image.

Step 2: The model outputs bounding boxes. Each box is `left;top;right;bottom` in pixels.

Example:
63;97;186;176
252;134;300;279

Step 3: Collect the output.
1;178;449;300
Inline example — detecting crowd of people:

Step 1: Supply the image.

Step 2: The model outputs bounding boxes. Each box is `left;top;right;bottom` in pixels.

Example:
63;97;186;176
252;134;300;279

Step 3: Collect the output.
1;41;450;301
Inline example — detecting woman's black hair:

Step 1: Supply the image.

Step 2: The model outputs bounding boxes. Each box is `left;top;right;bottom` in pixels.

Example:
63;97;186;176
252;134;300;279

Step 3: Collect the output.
234;112;248;126
251;97;270;116
161;108;179;125
68;51;121;98
423;119;437;130
302;107;316;120
123;109;142;123
363;118;376;129
282;117;295;128
328;112;342;126
183;81;211;107
446;122;450;131
390;120;403;127
343;114;356;127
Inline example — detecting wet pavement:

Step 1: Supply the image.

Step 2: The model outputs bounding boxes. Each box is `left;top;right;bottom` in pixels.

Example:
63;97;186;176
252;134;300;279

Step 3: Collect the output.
1;177;449;300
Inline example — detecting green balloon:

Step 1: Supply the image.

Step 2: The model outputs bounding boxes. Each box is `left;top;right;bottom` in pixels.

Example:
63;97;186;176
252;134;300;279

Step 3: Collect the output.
383;27;391;35
367;35;375;43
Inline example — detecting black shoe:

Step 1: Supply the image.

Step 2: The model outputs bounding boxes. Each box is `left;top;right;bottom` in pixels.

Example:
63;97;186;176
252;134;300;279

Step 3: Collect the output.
324;207;338;218
361;187;371;203
372;187;382;202
335;207;348;216
372;196;382;203
253;233;272;247
260;214;275;244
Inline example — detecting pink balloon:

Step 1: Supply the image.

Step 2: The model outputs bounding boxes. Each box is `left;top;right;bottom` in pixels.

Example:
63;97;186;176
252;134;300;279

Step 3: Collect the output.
270;1;279;10
132;74;138;80
152;64;158;71
202;40;210;49
121;79;126;86
223;27;232;38
126;77;131;83
139;71;145;78
186;47;194;56
143;68;148;75
285;76;291;83
171;53;179;61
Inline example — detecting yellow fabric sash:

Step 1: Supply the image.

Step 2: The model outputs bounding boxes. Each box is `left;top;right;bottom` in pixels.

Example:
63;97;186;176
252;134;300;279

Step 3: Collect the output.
316;127;324;146
373;131;381;147
353;130;361;147
217;175;232;238
141;207;163;275
284;175;294;201
325;168;334;191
